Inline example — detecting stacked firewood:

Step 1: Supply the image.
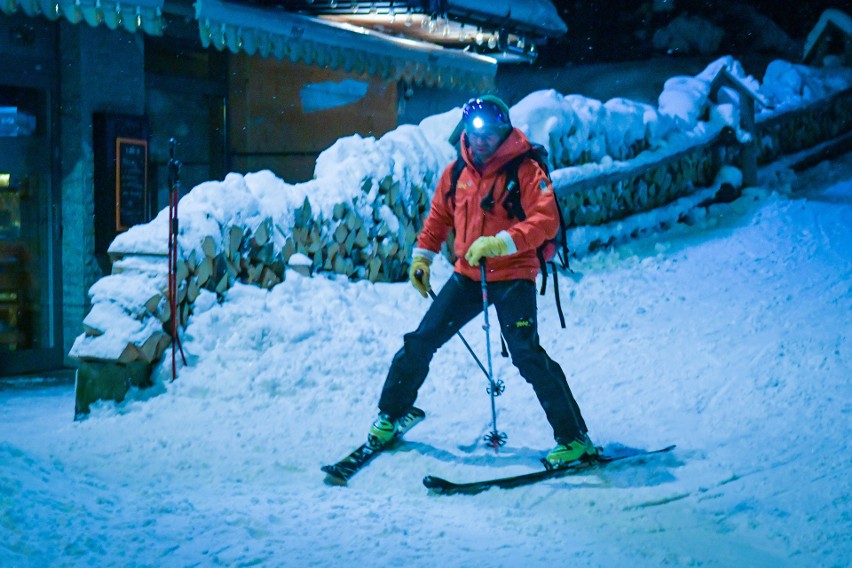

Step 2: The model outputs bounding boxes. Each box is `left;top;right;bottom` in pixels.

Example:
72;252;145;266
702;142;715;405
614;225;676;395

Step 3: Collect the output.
70;171;433;367
68;137;714;367
69;255;171;365
283;175;431;283
557;143;716;227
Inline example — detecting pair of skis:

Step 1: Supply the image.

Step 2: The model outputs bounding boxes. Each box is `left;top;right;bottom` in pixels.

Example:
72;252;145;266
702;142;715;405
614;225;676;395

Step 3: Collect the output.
322;408;675;494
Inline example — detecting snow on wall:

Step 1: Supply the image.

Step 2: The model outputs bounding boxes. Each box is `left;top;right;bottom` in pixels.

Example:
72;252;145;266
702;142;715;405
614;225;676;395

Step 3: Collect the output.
77;56;851;363
761;60;852;110
109;55;849;263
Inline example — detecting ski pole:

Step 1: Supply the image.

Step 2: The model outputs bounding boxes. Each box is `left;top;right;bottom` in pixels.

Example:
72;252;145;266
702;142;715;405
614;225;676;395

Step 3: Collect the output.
414;269;495;385
479;260;507;451
167;138;187;381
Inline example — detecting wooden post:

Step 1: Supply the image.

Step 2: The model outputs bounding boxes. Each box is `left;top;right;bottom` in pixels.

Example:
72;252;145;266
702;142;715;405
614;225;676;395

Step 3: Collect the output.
740;96;757;186
708;69;772;188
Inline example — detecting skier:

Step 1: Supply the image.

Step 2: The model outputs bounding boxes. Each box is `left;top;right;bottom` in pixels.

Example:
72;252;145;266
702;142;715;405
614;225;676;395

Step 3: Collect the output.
367;96;597;468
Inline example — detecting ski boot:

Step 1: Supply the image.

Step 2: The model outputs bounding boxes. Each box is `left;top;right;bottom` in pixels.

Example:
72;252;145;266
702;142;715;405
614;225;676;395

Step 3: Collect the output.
367;413;399;448
545;433;598;469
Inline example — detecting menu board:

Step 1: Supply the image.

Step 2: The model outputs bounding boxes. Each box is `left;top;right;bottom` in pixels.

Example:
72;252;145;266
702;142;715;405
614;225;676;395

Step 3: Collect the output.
115;137;147;231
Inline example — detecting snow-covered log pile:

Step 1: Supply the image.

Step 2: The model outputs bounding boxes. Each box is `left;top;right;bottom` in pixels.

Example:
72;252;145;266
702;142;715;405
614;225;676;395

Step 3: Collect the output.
70;256;171;364
756;60;852;163
518;57;852;227
71;119;455;367
69;55;851;391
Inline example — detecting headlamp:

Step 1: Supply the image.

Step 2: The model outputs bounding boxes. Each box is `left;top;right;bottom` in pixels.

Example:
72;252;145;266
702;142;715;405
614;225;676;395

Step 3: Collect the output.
462;98;511;132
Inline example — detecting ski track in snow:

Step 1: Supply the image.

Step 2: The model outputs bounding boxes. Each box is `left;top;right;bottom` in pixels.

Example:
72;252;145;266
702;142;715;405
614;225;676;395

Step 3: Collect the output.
2;155;851;567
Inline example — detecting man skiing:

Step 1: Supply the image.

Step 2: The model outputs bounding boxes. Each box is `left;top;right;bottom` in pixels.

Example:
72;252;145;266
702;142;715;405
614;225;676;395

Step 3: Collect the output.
367;96;596;468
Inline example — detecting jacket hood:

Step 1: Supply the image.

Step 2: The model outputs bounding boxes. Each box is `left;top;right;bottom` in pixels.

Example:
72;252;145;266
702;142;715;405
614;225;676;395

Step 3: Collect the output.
460;127;533;178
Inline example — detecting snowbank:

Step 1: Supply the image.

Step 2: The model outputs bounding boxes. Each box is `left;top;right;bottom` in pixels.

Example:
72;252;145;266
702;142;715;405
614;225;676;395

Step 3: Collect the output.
4;153;851;567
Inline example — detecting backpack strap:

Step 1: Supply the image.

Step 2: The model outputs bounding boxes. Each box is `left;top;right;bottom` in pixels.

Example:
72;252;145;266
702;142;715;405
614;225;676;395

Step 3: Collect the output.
500;158;527;221
553;202;571;273
550;260;566;328
445;156;467;205
508;145;570;329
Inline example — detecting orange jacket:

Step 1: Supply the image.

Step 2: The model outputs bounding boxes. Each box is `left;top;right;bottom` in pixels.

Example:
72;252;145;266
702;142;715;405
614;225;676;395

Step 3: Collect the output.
416;128;560;282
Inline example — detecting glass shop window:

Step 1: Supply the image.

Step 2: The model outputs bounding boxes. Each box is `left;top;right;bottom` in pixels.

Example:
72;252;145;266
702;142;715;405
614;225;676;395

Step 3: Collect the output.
0;84;50;352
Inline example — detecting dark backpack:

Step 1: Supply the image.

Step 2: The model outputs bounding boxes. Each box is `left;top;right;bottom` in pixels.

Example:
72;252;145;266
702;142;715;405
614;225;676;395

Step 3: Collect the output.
446;143;571;328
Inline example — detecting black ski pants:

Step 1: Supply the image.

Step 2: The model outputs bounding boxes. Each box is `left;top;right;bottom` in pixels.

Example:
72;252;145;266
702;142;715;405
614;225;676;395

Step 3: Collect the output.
378;272;588;443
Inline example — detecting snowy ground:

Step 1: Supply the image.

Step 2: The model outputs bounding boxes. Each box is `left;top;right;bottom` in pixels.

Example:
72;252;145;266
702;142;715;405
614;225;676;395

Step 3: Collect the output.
2;152;851;566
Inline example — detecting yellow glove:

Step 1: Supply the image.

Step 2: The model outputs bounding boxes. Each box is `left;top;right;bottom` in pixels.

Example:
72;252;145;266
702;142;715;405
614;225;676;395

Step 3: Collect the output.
465;236;509;267
409;256;432;298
